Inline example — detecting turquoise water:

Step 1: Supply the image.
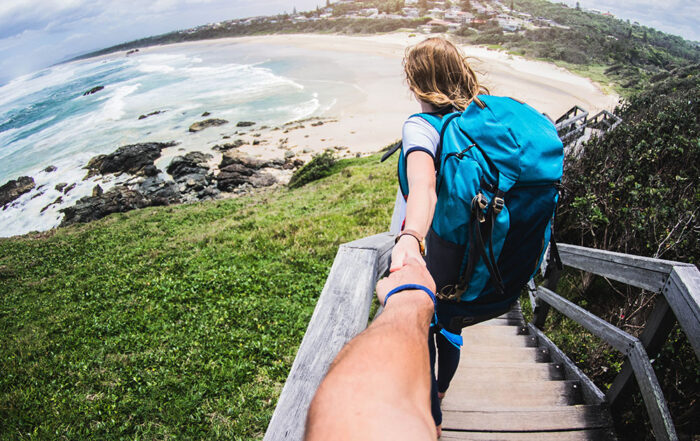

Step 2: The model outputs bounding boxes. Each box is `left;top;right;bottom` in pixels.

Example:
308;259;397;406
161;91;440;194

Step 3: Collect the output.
0;42;347;236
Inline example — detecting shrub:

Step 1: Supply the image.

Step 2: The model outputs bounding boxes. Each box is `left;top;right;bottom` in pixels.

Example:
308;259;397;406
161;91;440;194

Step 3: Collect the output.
288;151;337;189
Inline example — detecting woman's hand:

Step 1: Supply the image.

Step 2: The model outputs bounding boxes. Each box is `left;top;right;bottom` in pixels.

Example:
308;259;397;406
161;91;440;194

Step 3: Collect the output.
390;234;426;272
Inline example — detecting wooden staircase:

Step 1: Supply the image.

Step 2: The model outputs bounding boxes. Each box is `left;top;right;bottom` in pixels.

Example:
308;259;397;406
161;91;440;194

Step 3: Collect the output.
440;305;617;440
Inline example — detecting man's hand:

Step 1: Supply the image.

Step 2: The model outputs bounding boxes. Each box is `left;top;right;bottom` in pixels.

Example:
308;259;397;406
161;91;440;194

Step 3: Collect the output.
377;257;436;306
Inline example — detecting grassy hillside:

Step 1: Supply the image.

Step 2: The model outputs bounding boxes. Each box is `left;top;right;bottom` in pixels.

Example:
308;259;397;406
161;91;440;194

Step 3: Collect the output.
0;154;396;440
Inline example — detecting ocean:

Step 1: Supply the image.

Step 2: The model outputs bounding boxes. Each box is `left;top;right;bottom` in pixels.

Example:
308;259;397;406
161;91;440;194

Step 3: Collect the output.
0;39;367;237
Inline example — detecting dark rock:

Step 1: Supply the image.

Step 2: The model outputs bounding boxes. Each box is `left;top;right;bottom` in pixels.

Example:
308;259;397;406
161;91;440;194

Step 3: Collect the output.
138;176;181;205
126;49;140;55
92;185;103;197
63;183;76;195
166;151;212;180
84;142;176;179
83;86;104;96
138;110;165;120
212;140;244;151
40;196;63;213
249;172;277;188
55;182;68;192
60;187;151;226
252;140;260;146
44;165;57;173
189;118;228;132
219;151;265;169
222;135;230;139
311;121;324;126
236;121;255;127
0;176;35;207
201;111;211;117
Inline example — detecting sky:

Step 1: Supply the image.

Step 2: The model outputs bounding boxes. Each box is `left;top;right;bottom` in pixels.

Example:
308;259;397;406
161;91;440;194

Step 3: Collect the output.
0;0;698;84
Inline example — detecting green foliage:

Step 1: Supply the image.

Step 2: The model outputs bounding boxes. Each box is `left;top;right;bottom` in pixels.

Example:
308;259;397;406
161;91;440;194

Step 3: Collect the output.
551;65;699;440
288;151;337;189
558;65;699;263
0;153;397;440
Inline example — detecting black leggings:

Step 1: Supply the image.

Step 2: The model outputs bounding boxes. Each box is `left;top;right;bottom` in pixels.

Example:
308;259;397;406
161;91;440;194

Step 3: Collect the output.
427;297;516;426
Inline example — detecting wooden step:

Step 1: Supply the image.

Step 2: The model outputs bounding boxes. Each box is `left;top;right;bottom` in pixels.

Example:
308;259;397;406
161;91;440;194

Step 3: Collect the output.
459;347;545;363
452;362;564;382
441;404;614;432
461;333;538;348
441;380;582;408
441;427;617;440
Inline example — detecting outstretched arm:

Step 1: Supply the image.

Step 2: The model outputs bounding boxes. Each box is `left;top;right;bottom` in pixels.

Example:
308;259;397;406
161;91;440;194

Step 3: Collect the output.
305;259;437;441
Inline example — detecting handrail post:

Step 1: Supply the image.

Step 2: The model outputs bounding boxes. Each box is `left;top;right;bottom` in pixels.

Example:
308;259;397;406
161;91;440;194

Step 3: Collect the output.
607;296;676;406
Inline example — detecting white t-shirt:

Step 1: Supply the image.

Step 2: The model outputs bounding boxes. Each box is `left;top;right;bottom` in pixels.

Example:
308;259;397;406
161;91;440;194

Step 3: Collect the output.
389;116;440;234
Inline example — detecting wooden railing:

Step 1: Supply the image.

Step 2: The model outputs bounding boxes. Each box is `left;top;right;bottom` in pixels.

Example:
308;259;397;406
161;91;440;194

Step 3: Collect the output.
263;233;394;441
263;234;699;440
530;244;700;441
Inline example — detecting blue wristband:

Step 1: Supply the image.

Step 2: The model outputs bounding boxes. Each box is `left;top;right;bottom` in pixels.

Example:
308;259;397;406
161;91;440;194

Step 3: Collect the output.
384;283;437;308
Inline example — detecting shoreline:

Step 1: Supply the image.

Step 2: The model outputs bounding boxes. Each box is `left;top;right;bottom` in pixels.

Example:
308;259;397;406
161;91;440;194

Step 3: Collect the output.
1;32;619;237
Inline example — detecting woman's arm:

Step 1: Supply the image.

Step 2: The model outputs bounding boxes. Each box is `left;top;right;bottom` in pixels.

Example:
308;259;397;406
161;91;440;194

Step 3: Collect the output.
390;151;437;271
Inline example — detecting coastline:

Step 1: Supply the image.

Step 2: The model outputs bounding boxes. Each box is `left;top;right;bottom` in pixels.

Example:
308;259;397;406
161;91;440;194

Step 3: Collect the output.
143;32;619;164
1;32;620;236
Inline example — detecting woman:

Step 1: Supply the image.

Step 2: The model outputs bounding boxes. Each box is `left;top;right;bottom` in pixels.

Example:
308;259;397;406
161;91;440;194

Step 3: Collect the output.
389;37;516;436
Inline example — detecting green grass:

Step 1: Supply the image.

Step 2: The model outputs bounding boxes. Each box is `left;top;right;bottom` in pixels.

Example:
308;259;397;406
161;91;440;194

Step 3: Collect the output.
0;153;397;440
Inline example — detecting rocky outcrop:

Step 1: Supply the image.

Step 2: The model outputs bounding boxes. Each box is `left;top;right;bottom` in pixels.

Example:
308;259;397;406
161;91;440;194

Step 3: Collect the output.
60;186;153;226
236;121;255;127
166;152;217;198
188;119;228;132
83;86;104;96
215;151;277;191
166;152;212;180
84;142;176;179
0;176;35;207
44;165;57;173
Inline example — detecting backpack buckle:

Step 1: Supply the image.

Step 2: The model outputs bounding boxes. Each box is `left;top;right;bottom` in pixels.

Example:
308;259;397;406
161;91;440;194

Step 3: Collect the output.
437;285;462;302
493;197;504;215
472;193;488;223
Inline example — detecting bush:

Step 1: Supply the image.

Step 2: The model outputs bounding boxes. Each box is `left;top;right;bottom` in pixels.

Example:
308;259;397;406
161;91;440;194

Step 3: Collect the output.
288;151;337;189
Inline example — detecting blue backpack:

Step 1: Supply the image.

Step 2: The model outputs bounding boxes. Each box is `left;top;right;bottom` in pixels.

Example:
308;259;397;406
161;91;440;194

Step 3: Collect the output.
390;95;564;304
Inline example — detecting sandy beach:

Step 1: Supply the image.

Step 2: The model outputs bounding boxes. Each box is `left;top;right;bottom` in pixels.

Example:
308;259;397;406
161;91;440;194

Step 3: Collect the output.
0;32;621;236
144;32;619;169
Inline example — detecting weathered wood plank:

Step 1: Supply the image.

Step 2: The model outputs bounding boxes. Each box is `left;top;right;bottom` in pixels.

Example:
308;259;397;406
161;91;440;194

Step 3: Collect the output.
663;266;700;357
628;342;678;441
443;379;581;407
263;245;379;441
607;297;676;405
556;244;691;292
450;363;564;383
441;404;614;432
441;428;617;441
536;286;636;353
461;346;541;363
528;324;607;405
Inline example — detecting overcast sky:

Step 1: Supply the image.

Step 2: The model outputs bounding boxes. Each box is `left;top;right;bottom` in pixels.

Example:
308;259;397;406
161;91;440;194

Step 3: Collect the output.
0;0;697;85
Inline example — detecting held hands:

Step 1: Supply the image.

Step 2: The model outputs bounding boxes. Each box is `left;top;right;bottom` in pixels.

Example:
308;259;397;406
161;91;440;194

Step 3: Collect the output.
390;234;425;272
376;258;436;307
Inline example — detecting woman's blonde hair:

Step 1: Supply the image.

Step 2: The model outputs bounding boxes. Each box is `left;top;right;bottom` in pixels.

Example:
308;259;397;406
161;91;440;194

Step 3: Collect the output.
403;37;488;111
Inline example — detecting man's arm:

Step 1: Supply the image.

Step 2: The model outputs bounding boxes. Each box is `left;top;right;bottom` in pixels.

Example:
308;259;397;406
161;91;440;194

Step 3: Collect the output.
305;260;437;441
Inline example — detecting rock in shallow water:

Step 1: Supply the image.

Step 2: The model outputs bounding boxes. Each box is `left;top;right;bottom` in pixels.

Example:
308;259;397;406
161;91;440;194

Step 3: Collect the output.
0;176;35;207
188;118;228;132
